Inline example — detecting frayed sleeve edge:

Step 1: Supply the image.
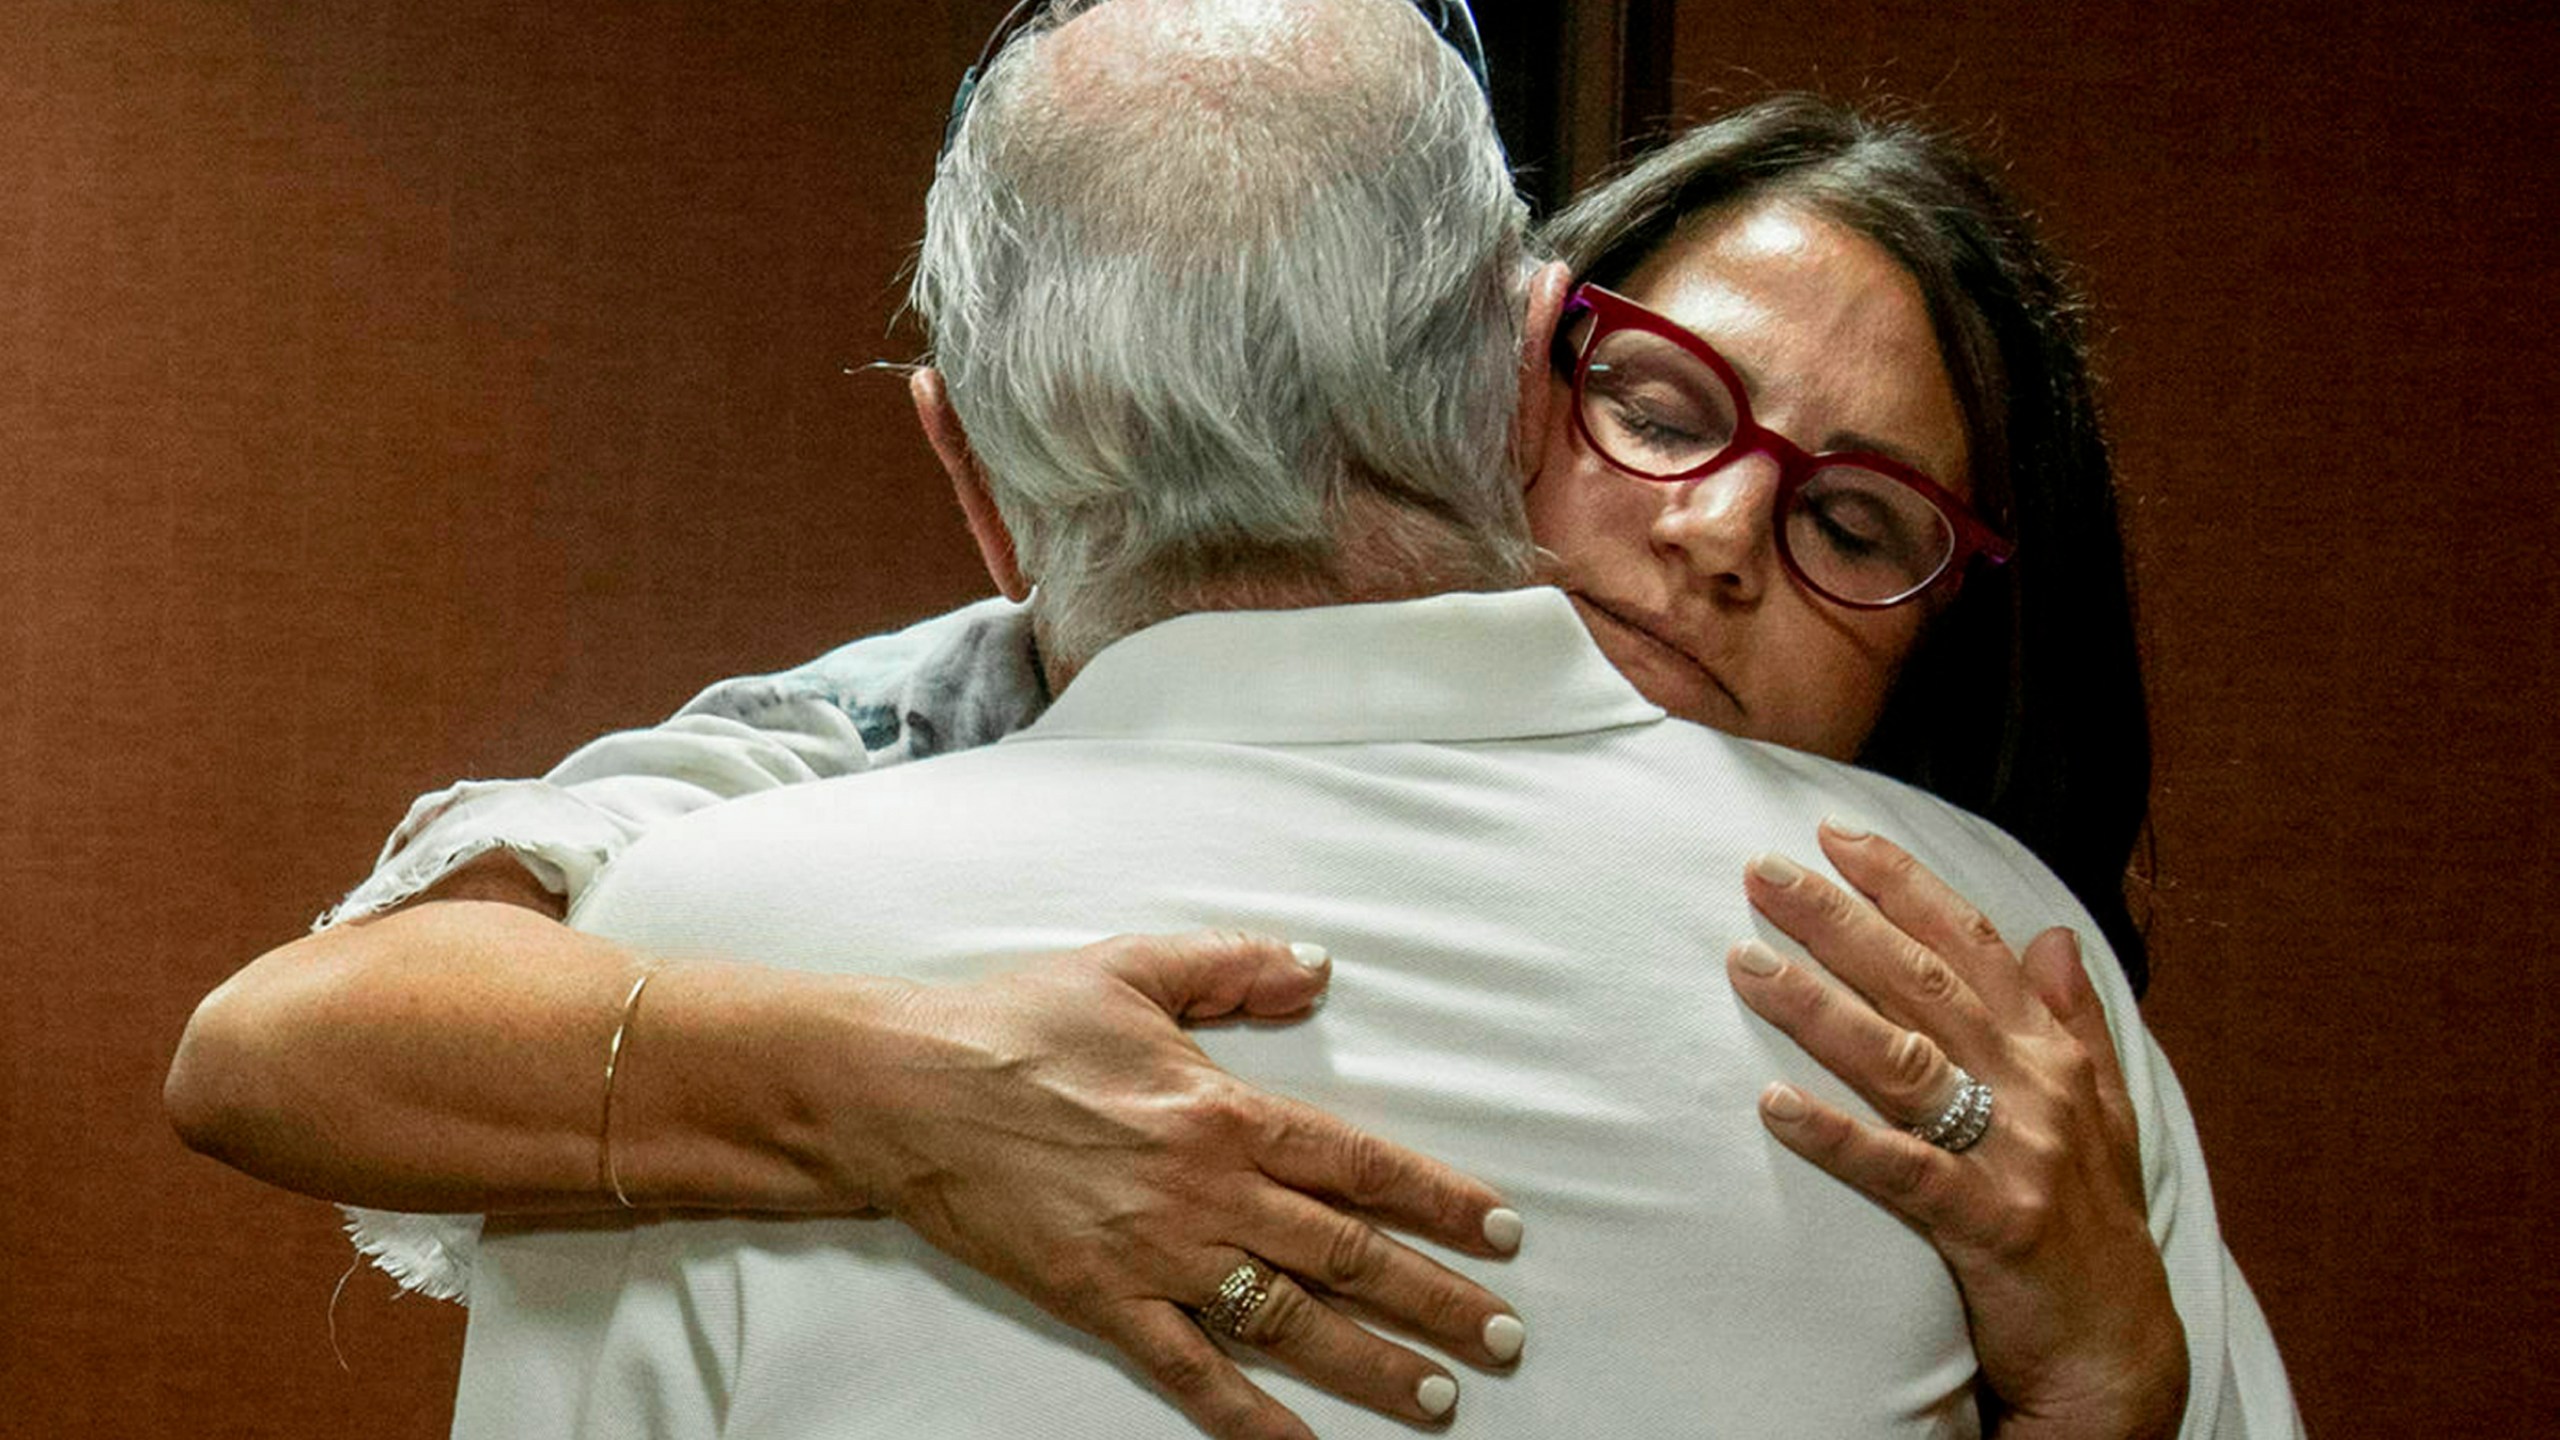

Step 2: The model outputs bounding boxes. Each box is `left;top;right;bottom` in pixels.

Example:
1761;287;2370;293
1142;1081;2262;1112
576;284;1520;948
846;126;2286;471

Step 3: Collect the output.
341;1206;482;1305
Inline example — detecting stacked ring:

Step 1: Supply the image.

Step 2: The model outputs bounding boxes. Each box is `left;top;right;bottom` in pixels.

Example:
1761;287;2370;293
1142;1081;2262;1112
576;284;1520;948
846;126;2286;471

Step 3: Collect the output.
1911;1069;1996;1153
1197;1259;1275;1341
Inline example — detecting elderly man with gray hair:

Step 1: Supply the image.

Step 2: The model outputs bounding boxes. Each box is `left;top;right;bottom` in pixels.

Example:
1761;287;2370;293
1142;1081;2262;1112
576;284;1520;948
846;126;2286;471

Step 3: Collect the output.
419;0;2098;1435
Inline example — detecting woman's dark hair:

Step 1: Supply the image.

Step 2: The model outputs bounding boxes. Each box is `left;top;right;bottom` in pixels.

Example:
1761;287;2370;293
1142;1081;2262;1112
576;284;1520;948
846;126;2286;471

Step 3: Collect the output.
1541;94;2154;994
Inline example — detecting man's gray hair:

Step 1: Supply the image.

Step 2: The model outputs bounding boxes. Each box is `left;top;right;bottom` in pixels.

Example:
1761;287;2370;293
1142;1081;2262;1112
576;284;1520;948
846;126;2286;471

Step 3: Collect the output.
913;0;1536;668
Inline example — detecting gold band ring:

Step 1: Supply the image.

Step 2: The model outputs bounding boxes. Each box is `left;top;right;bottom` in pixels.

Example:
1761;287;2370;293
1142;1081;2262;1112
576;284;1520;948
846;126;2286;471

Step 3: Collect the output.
1196;1258;1276;1341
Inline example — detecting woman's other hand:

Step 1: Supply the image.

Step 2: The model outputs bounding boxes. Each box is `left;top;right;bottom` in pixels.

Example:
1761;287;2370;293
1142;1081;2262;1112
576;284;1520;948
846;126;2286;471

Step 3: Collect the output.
838;931;1526;1440
1728;824;2189;1440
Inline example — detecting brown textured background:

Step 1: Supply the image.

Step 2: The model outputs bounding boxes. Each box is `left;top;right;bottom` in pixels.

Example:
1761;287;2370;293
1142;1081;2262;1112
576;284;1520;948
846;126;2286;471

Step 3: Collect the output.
2;2;2550;1434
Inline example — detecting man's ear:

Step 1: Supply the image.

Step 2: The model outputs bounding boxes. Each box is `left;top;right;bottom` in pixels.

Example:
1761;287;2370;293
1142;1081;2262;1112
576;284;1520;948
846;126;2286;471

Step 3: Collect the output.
912;367;1030;602
1511;260;1573;492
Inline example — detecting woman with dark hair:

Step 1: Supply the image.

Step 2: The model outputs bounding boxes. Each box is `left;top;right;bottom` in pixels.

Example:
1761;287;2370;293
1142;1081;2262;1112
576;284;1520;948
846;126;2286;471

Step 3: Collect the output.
1517;95;2276;1434
1540;93;2153;996
172;93;2292;1439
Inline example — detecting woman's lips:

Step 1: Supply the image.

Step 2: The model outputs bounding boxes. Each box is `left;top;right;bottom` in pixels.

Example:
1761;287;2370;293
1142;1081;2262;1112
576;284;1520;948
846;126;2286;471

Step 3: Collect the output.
1570;592;1743;715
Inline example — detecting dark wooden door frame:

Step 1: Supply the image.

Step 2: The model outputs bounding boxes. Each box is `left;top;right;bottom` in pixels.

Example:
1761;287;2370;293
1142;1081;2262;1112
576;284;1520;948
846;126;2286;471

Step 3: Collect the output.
1479;0;1678;216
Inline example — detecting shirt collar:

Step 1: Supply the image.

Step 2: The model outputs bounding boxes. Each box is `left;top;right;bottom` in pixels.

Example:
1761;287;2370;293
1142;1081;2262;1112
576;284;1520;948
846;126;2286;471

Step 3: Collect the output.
1015;586;1665;746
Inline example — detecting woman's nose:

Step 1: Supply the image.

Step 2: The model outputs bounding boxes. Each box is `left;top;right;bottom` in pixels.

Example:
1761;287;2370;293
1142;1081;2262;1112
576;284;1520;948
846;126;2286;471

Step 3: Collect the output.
1652;455;1781;601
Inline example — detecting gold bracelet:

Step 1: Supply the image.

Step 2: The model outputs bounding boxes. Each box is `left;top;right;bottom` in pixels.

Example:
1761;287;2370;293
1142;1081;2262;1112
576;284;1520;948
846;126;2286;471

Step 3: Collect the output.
599;966;663;1209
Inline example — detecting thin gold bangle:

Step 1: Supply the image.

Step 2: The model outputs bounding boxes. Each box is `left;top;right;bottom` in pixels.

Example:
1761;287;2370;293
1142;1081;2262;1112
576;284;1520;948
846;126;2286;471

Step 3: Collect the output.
599;966;662;1209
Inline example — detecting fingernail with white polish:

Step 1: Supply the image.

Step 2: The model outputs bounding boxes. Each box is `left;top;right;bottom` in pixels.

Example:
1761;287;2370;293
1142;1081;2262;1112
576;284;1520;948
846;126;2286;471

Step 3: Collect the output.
1821;814;1872;840
1416;1374;1458;1418
1481;1206;1524;1253
1730;939;1785;977
1482;1313;1526;1363
1289;942;1330;970
1748;852;1805;887
1762;1082;1808;1122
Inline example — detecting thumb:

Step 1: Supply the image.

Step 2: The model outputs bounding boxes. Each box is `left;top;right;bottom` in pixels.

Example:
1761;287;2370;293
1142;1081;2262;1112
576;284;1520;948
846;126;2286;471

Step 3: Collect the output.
1089;930;1332;1023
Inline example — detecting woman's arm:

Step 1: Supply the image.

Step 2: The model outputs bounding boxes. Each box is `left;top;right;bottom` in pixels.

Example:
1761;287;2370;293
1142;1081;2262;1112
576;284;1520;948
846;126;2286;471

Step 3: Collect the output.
172;598;1527;1438
1730;823;2193;1439
170;882;851;1214
171;866;1526;1438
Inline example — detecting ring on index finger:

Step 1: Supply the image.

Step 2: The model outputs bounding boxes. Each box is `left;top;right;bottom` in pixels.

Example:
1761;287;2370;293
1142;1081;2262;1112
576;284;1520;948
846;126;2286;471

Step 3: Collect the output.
1195;1257;1276;1341
1909;1068;1996;1153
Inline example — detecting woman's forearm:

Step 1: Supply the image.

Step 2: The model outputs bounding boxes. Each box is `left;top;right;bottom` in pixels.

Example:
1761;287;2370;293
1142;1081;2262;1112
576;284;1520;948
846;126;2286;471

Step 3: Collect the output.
164;894;899;1214
168;892;1529;1438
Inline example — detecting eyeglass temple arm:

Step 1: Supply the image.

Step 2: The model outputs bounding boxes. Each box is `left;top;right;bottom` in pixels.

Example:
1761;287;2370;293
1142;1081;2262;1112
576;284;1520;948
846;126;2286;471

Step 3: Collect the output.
1423;1;1488;88
943;0;1044;155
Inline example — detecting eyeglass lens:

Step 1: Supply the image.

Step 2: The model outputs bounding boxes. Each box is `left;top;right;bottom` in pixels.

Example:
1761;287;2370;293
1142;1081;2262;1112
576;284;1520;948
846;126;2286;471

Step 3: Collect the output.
1578;326;1957;605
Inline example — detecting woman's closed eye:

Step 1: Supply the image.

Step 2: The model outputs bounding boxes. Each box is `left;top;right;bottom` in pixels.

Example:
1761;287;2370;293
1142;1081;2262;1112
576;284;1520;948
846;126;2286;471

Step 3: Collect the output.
1797;486;1926;565
1603;395;1709;451
1805;488;1890;551
1587;369;1731;463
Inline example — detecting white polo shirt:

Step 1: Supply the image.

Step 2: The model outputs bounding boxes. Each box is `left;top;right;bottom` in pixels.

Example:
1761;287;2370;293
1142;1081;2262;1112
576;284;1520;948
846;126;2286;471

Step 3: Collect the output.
450;587;2276;1438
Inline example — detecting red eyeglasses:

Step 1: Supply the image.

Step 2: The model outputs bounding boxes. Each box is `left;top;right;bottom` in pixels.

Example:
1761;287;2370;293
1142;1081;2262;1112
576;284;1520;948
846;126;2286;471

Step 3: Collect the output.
1558;283;2015;609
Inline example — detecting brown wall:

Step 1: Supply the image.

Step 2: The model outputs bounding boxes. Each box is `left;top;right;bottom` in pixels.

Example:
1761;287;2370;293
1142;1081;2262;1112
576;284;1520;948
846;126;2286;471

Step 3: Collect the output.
2;1;2550;1434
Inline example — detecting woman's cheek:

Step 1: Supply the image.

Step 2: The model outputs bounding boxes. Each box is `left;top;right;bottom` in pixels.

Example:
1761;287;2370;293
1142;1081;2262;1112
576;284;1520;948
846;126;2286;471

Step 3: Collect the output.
1753;612;1919;761
1528;459;1654;576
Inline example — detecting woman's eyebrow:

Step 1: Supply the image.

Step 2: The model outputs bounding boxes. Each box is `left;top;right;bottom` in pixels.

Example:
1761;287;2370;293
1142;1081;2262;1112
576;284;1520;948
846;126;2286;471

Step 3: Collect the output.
1820;427;1938;474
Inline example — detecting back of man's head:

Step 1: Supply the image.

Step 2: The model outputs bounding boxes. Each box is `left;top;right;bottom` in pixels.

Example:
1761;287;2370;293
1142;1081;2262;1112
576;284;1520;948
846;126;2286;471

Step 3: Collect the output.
914;0;1535;668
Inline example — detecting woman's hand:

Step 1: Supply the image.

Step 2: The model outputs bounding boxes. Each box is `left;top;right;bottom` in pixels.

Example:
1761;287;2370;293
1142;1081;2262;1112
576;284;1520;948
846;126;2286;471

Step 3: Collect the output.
1727;822;2189;1439
841;931;1527;1440
177;893;1518;1440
